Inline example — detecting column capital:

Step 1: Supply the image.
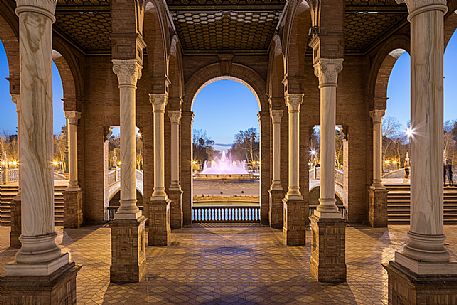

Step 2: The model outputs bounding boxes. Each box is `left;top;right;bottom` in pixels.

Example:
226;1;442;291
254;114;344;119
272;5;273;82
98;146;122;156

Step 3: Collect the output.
168;110;181;124
270;109;283;124
370;109;385;124
150;93;168;112
15;0;57;22
285;94;303;112
313;58;344;87
64;111;81;126
11;94;20;113
112;59;142;87
395;0;447;20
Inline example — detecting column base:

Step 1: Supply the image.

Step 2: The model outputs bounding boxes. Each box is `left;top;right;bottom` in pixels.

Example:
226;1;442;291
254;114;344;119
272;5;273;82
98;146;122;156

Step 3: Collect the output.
168;189;183;229
369;185;388;227
9;194;21;249
0;262;80;305
110;216;147;283
64;188;83;229
282;197;305;246
148;199;171;246
384;260;457;305
269;189;284;229
309;214;346;283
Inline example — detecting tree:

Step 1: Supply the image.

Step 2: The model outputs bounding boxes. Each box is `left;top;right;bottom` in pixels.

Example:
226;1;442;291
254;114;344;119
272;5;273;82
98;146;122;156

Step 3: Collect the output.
229;127;259;163
192;129;216;166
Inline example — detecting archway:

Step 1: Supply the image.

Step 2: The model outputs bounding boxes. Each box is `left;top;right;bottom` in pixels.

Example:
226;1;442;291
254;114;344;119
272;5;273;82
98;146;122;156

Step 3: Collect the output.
181;63;270;225
191;78;260;222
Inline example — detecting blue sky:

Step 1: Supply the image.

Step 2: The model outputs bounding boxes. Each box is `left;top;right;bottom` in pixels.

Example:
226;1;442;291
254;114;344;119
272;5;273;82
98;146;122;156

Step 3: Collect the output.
0;32;456;142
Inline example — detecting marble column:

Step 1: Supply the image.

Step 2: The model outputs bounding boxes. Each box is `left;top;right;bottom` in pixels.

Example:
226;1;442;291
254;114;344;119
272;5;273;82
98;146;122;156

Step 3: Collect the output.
0;2;79;304
269;109;284;228
309;58;346;283
282;94;306;246
385;1;457;302
149;93;171;246
112;60;142;220
369;110;388;227
9;94;21;248
168;110;183;229
110;59;146;283
63;111;83;228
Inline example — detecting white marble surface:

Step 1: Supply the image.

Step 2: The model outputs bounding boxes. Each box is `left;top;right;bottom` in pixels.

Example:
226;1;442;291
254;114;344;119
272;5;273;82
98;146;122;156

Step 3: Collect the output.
150;94;168;200
285;94;303;200
270;109;283;190
112;60;142;219
169;110;181;190
396;0;451;266
313;58;343;218
370;110;385;187
65;111;81;190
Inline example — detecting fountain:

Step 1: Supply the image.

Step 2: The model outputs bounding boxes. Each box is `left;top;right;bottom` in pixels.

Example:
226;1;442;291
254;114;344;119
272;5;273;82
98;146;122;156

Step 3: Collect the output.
196;151;255;181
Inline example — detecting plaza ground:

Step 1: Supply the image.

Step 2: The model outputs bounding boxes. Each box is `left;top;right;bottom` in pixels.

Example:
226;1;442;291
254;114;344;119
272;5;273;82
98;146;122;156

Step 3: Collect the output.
2;224;456;305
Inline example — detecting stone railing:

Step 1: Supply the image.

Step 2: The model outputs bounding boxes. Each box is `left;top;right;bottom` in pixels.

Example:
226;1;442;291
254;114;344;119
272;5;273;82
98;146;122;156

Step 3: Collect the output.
192;206;260;223
107;168;121;186
310;167;344;187
0;168;19;185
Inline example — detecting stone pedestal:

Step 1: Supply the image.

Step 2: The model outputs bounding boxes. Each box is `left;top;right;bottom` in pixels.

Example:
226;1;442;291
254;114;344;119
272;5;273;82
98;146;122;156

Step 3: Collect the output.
9;194;21;249
0;262;80;305
282;198;305;246
269;189;284;229
64;189;83;229
110;216;147;283
168;189;183;229
148;199;171;246
310;214;346;283
384;261;457;305
369;186;388;227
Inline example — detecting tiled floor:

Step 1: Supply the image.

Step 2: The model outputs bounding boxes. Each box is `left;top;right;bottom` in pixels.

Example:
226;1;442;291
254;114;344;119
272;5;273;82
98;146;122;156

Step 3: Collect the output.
1;224;457;304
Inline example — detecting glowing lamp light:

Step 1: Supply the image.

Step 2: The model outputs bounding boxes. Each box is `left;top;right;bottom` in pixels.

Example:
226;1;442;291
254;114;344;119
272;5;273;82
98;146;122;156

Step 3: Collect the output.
11;160;18;167
405;127;414;139
52;160;60;166
310;149;316;156
117;161;122;166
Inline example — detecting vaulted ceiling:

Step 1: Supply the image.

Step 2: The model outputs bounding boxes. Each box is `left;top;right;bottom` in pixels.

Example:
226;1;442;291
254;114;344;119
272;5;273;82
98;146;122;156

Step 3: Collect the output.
3;0;413;55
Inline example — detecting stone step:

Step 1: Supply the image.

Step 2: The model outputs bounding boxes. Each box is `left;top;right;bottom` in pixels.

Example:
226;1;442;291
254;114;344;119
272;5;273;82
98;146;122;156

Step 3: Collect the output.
0;185;66;227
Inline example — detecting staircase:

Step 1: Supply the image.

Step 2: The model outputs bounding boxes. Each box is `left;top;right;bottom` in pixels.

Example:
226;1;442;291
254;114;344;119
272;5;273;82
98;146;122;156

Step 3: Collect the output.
386;184;457;224
0;184;67;226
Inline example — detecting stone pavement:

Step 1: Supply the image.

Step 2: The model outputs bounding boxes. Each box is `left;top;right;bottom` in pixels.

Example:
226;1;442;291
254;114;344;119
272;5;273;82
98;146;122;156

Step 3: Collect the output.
1;224;456;305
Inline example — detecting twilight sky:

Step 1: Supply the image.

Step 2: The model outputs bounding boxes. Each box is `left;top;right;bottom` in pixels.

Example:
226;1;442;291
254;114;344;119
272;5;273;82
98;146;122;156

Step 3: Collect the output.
0;32;456;143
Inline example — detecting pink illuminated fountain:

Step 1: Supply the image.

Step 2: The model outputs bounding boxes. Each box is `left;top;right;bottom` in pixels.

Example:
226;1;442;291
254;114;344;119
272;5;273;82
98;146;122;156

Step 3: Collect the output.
201;151;249;175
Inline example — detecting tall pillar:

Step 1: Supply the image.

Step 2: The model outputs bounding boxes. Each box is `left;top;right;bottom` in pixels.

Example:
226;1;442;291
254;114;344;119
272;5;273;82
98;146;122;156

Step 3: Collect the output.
9;94;21;248
168;110;183;229
385;1;457;303
110;60;146;283
63;111;83;228
269;109;284;228
282;94;305;246
309;58;347;283
149;94;171;246
181;110;194;226
259;110;270;225
0;2;79;304
369;110;388;227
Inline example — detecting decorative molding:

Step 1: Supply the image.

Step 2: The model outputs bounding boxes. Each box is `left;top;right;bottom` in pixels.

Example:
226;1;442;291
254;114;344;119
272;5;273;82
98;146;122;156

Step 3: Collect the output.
396;0;447;20
150;93;168;112
270;109;283;124
11;94;20;113
370;109;385;124
65;111;82;126
285;94;303;112
313;58;343;87
15;0;57;21
112;59;142;87
168;110;182;124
